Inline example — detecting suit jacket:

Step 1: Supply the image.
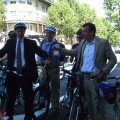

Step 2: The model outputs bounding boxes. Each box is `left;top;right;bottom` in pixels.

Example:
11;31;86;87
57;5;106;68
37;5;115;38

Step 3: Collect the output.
61;37;117;75
0;38;48;82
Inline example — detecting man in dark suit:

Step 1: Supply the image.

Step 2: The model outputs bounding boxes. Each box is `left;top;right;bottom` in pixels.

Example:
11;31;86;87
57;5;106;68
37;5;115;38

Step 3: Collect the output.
0;22;48;120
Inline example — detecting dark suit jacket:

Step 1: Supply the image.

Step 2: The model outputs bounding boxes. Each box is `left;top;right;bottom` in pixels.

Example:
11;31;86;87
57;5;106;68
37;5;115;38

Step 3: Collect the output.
0;38;48;82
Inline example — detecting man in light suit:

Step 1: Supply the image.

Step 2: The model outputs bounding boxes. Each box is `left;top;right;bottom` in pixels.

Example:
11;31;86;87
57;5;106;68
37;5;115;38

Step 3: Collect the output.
0;22;48;120
53;23;117;120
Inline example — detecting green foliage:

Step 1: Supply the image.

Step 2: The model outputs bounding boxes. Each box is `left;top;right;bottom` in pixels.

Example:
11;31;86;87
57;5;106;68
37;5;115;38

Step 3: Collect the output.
47;0;120;45
104;0;120;30
47;0;78;38
0;0;6;28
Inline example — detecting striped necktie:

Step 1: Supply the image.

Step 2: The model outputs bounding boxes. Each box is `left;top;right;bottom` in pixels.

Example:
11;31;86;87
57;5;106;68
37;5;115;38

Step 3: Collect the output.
17;40;22;73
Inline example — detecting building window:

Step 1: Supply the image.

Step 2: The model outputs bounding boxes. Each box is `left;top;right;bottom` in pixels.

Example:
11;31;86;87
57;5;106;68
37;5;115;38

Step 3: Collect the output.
36;25;37;32
10;0;16;4
42;4;46;12
19;0;25;4
3;0;7;5
30;25;32;30
36;2;38;9
10;11;16;16
27;0;32;5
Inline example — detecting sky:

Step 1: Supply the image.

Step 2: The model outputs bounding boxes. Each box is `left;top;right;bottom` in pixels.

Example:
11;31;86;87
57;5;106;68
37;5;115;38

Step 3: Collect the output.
77;0;106;17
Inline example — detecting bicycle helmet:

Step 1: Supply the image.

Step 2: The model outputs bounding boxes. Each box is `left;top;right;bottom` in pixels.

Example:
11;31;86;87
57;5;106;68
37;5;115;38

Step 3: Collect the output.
96;81;116;104
44;25;56;33
76;29;82;35
14;22;27;30
8;30;16;39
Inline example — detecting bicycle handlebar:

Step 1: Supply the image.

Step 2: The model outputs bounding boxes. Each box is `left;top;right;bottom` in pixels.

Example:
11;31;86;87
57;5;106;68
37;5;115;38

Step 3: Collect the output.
107;76;120;80
61;68;80;76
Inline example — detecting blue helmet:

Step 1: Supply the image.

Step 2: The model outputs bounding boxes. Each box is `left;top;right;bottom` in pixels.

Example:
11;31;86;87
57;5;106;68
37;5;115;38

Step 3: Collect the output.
44;25;56;33
14;22;27;30
96;81;116;104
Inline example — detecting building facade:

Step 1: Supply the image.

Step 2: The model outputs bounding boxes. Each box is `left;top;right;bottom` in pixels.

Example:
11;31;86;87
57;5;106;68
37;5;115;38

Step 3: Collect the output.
2;0;54;36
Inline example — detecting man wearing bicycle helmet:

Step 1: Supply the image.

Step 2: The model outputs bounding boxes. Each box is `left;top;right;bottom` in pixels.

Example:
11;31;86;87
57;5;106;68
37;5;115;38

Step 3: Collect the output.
70;29;83;62
8;30;16;39
37;25;61;117
0;30;17;64
0;22;48;120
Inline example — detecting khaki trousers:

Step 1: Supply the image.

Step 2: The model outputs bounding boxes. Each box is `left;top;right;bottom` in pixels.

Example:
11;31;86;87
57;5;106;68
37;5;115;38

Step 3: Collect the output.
47;67;60;110
83;76;106;120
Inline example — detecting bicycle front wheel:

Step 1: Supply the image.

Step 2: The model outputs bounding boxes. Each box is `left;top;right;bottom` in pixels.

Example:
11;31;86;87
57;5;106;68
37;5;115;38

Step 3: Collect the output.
33;86;50;119
68;98;78;120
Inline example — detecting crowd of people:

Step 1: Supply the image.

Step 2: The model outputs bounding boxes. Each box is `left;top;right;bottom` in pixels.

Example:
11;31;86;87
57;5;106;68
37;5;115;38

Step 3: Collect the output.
0;22;117;120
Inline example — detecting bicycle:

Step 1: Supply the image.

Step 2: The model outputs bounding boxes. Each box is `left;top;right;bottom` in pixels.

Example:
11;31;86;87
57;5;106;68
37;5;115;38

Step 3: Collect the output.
68;72;89;120
60;69;88;120
60;69;77;120
105;76;120;120
94;76;120;120
0;60;7;116
33;63;51;120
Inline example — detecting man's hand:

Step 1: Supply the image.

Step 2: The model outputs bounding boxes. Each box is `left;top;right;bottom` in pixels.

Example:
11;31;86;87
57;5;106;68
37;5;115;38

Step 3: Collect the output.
52;45;61;51
52;54;60;58
94;71;105;81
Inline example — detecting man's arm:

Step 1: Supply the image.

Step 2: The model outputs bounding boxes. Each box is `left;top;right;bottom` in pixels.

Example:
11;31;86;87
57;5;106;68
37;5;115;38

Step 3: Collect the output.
53;45;79;57
34;41;48;60
102;40;117;75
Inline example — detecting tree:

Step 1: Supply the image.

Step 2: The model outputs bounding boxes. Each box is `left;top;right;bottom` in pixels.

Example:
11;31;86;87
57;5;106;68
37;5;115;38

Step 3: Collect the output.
0;0;6;28
47;0;120;45
104;0;120;30
47;0;78;44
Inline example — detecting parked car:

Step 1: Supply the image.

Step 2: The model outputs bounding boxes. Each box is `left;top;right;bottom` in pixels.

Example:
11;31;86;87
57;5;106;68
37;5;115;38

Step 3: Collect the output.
114;50;120;54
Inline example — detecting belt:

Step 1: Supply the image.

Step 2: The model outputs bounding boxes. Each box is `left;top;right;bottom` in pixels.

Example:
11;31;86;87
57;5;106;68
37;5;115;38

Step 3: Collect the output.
82;72;93;76
82;72;95;79
12;67;27;71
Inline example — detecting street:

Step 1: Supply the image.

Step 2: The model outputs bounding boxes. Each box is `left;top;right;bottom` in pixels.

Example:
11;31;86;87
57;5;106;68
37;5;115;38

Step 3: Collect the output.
3;62;120;120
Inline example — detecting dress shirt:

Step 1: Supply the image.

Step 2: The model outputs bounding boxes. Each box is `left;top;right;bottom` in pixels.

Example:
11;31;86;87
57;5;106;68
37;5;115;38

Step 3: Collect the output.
81;38;98;73
14;38;26;67
37;39;60;67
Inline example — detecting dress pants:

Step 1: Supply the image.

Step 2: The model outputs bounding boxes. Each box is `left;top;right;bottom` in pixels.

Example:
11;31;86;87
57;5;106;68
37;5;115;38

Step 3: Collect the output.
47;67;60;110
83;75;106;120
5;72;34;120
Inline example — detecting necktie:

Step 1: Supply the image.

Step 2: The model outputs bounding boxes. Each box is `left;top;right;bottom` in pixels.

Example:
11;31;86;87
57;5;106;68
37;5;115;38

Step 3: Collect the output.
17;40;22;73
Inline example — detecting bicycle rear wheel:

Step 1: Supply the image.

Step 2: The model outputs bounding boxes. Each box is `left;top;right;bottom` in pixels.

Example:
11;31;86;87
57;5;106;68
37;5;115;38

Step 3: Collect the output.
33;86;50;119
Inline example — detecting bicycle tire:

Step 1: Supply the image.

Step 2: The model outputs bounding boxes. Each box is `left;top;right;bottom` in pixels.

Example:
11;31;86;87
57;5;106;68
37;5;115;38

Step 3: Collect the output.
62;88;74;120
33;86;50;119
68;98;78;120
114;103;120;120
